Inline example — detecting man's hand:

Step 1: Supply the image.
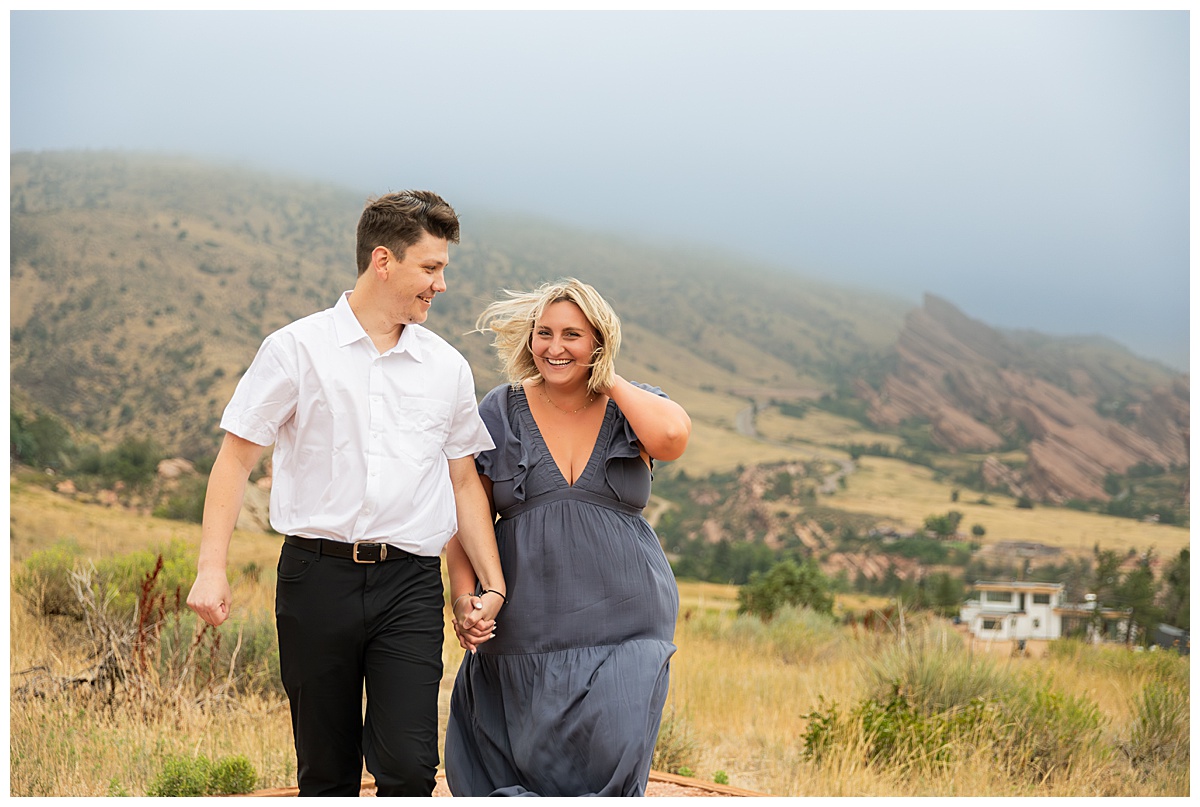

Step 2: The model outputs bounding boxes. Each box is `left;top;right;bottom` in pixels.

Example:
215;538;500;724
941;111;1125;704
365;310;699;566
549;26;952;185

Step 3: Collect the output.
452;594;498;653
187;569;233;627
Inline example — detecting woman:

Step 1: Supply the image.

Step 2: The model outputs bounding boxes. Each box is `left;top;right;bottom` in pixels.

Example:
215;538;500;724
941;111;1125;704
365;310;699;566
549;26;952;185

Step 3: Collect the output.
443;278;691;797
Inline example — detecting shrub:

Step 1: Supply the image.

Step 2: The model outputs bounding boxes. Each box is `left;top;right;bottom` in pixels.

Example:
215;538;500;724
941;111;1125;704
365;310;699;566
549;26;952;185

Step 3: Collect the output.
1002;680;1104;780
14;539;85;617
652;705;699;776
10;408;73;470
806;626;1108;782
801;688;994;771
152;475;208;523
15;539;194;620
146;754;257;796
209;755;258;795
1126;680;1189;772
865;625;1005;714
147;755;212;797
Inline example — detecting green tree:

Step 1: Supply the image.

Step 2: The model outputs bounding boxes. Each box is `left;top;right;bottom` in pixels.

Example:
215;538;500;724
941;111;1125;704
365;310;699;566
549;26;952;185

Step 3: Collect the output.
1159;549;1189;630
1090;548;1124;639
737;558;834;621
923;510;963;539
10;408;73;470
1117;552;1162;647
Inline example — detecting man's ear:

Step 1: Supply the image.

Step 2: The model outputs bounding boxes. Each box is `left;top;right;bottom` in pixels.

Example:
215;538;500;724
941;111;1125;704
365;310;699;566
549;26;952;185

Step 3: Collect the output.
371;246;391;279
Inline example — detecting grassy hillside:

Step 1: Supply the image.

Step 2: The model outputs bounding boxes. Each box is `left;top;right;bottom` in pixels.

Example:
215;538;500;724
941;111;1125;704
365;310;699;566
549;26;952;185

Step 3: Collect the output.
10;150;909;465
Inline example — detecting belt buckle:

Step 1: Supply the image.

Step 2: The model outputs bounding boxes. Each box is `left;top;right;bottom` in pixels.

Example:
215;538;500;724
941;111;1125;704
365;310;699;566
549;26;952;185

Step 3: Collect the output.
352;541;386;563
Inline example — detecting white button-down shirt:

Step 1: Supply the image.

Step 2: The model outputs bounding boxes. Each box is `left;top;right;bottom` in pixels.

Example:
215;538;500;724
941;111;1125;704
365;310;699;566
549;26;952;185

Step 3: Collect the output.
221;292;494;556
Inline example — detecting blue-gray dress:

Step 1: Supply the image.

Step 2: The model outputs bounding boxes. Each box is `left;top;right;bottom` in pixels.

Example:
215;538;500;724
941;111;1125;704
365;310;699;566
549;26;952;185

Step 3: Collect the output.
445;383;679;797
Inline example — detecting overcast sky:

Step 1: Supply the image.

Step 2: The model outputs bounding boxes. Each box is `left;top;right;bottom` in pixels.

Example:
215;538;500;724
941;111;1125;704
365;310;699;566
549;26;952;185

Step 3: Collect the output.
9;9;1191;371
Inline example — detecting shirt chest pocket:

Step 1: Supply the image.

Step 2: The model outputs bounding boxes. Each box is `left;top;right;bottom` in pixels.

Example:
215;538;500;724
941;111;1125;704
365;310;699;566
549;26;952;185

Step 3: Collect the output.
393;397;452;465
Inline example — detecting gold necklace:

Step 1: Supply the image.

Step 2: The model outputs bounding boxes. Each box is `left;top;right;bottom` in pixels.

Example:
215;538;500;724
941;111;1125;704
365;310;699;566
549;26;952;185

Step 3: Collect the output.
541;385;596;414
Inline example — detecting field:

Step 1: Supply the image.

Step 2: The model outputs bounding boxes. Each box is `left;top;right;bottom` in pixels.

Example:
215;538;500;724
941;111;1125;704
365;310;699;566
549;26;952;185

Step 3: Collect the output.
8;477;1190;797
830;456;1189;558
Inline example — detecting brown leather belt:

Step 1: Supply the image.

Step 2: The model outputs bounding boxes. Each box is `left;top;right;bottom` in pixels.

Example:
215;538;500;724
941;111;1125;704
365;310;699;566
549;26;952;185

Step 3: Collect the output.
284;534;415;564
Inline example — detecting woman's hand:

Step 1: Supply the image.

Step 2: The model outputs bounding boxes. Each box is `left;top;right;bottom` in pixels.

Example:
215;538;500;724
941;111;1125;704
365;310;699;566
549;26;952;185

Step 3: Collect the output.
452;594;497;653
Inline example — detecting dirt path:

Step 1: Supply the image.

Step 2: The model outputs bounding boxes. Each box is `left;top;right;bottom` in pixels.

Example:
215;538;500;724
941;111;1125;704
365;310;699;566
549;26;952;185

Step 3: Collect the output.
736;403;855;492
245;771;767;797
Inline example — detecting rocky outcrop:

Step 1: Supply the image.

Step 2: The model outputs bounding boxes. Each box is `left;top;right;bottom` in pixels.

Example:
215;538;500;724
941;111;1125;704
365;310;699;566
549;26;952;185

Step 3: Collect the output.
862;295;1189;503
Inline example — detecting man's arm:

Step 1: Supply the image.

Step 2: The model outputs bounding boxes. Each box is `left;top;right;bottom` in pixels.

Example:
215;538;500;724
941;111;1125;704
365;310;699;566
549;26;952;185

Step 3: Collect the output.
446;534;494;652
187;432;266;627
447;455;506;630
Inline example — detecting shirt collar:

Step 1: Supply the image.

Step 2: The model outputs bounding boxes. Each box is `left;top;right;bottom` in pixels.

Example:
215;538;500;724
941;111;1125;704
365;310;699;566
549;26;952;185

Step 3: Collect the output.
332;291;425;362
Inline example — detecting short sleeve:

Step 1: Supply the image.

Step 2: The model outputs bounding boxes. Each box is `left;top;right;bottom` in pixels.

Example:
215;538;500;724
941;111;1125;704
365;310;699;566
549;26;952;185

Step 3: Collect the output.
474;385;516;481
442;359;496;460
220;333;298;446
474;384;536;503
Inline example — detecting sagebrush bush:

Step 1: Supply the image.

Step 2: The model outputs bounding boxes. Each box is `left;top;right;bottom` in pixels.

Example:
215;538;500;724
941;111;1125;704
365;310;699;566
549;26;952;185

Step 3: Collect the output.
13;539;85;617
804;625;1109;783
1126;680;1189;772
15;539;194;620
1002;678;1104;780
802;688;996;771
146;754;257;796
209;755;258;794
652;705;699;775
864;625;1008;714
147;755;213;797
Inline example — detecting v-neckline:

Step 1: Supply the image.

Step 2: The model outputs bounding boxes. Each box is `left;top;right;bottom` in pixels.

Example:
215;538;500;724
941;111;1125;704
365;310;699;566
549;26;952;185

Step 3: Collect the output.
517;384;611;488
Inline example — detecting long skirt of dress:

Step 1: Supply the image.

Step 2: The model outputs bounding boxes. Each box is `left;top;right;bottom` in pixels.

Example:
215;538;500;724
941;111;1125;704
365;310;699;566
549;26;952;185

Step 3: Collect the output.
444;489;678;797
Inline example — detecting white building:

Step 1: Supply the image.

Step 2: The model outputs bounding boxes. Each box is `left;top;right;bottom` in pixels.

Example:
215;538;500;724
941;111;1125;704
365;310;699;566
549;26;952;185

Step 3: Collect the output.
960;580;1131;645
959;581;1065;642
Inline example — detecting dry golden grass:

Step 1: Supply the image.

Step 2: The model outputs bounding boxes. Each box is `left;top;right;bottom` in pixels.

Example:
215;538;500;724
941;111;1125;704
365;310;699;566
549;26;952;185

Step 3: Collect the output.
676;420;824;476
9;478;1188;797
828;456;1189;558
756;407;904;451
665;587;1189;797
9;582;477;797
9;478;279;569
10;564;1189;797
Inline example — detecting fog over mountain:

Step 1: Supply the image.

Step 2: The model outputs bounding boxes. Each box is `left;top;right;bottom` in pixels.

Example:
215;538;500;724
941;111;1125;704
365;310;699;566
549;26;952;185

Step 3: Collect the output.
10;10;1190;371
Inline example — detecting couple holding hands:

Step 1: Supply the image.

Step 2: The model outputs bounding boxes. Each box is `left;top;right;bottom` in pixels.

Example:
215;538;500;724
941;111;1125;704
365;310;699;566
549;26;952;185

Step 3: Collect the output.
187;190;691;797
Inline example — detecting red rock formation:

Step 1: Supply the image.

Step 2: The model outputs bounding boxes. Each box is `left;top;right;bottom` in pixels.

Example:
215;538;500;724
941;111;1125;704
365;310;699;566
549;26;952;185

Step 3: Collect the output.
864;295;1188;503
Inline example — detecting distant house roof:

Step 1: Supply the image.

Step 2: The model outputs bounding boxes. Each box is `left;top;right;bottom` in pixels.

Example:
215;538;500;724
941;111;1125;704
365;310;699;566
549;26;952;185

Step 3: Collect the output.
972;581;1064;593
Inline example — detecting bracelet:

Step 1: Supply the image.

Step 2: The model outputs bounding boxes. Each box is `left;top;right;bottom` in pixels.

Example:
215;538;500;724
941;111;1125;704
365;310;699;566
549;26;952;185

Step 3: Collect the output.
481;589;508;605
452;593;473;610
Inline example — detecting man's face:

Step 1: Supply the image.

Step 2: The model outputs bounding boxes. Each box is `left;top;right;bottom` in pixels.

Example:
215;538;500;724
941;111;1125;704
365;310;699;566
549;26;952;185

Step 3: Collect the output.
385;232;449;326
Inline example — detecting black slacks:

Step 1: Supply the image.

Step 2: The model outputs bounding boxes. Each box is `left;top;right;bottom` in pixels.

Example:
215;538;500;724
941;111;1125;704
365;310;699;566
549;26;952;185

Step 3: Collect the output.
274;540;444;796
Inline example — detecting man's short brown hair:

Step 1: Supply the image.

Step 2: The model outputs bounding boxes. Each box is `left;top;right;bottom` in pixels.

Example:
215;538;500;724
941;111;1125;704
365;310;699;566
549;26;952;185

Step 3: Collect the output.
356;190;460;275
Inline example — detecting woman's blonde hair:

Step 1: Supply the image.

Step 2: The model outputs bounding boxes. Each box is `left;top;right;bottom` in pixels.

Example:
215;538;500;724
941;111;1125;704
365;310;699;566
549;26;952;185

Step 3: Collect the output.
475;278;621;395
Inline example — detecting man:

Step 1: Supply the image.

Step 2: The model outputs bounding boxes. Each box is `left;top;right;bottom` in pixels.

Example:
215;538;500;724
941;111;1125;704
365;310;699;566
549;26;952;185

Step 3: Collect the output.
187;191;505;796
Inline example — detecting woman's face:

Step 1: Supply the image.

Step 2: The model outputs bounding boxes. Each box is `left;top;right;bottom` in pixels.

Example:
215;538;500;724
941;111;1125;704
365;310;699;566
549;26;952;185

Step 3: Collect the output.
531;300;599;387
